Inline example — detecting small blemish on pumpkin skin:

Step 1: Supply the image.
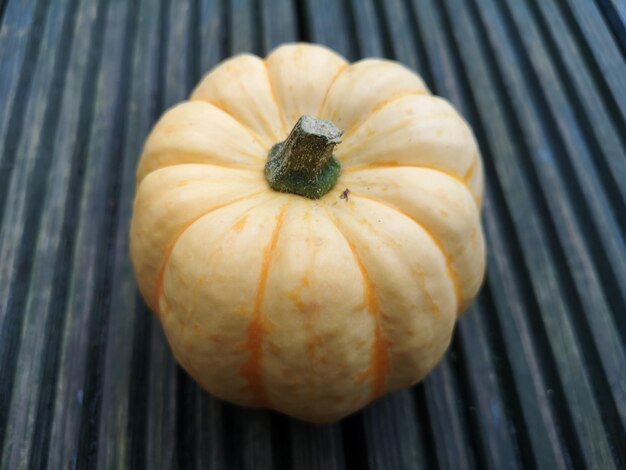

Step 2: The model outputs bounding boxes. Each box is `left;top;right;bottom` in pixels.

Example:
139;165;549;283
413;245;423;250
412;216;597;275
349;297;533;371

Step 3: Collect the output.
288;287;306;312
232;214;248;233
340;188;350;201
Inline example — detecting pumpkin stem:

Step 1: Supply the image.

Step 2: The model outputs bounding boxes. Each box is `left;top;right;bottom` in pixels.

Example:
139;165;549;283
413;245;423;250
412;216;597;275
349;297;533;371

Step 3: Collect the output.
265;115;343;199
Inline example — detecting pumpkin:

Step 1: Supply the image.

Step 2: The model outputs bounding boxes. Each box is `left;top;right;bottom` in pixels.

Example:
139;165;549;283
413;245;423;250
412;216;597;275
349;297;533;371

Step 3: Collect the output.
130;43;485;423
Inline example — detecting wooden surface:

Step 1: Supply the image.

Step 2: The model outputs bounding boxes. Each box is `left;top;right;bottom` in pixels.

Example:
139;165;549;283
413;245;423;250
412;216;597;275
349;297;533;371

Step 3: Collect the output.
0;0;625;468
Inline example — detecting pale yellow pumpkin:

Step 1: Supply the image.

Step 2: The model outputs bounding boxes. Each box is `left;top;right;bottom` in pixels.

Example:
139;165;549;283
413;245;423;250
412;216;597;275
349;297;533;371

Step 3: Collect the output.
130;43;485;423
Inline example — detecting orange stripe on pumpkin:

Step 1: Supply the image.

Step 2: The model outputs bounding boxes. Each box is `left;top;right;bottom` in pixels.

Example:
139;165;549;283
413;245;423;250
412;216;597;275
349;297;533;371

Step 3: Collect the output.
153;192;263;315
343;238;390;399
240;206;287;405
349;193;463;313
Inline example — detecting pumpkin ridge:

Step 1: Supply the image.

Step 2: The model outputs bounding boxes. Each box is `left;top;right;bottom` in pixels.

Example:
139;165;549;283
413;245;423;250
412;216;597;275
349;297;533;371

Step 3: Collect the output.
316;63;349;116
463;152;479;182
349;192;463;313
178;212;255;339
147;141;266;163
263;59;288;136
176;99;272;151
463;154;478;183
343;163;475;200
240;205;288;406
137;159;262;186
323;211;390;400
338;111;462;159
152;191;267;313
189;98;273;148
341;91;430;138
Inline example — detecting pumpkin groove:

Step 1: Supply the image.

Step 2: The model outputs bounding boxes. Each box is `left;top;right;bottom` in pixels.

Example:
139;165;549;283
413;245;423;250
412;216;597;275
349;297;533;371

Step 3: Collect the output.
463;154;479;182
153;191;267;313
240;206;288;405
324;213;391;399
347;192;463;312
316;64;350;116
263;60;288;134
189;98;275;149
340;91;431;137
343;162;470;190
140;159;261;183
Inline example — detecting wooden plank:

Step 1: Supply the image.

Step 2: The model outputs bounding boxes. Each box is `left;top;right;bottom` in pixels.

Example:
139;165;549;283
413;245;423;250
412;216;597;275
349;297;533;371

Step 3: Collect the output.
481;192;570;470
0;0;106;469
289;422;345;470
0;0;50;321
261;0;297;51
0;0;75;467
419;364;477;470
477;0;626;443
229;0;259;55
301;0;357;60
594;0;626;54
362;391;433;469
413;0;606;467
564;0;626;119
198;0;224;76
456;303;524;470
0;0;625;468
439;0;619;466
0;0;47;227
379;0;425;72
528;0;626;219
500;0;626;319
55;1;138;467
348;0;385;57
94;0;160;468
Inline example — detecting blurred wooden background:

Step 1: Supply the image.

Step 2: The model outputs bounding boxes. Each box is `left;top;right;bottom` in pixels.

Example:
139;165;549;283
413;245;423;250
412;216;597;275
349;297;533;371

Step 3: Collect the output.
0;0;625;468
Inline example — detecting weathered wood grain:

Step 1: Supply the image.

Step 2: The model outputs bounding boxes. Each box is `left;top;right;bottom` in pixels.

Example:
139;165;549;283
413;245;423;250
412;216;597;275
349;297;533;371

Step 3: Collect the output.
0;0;625;469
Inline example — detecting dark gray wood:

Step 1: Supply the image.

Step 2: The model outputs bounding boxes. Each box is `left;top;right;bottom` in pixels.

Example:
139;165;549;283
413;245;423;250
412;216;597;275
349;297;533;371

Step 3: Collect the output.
1;0;625;469
0;0;72;467
566;0;626;119
439;0;622;466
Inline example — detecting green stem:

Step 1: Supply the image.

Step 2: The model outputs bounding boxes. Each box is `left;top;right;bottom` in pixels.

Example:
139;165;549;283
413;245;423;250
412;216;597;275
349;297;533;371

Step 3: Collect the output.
264;115;343;199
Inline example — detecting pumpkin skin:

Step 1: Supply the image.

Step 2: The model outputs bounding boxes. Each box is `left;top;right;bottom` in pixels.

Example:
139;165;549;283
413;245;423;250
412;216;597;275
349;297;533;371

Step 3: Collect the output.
130;43;485;423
